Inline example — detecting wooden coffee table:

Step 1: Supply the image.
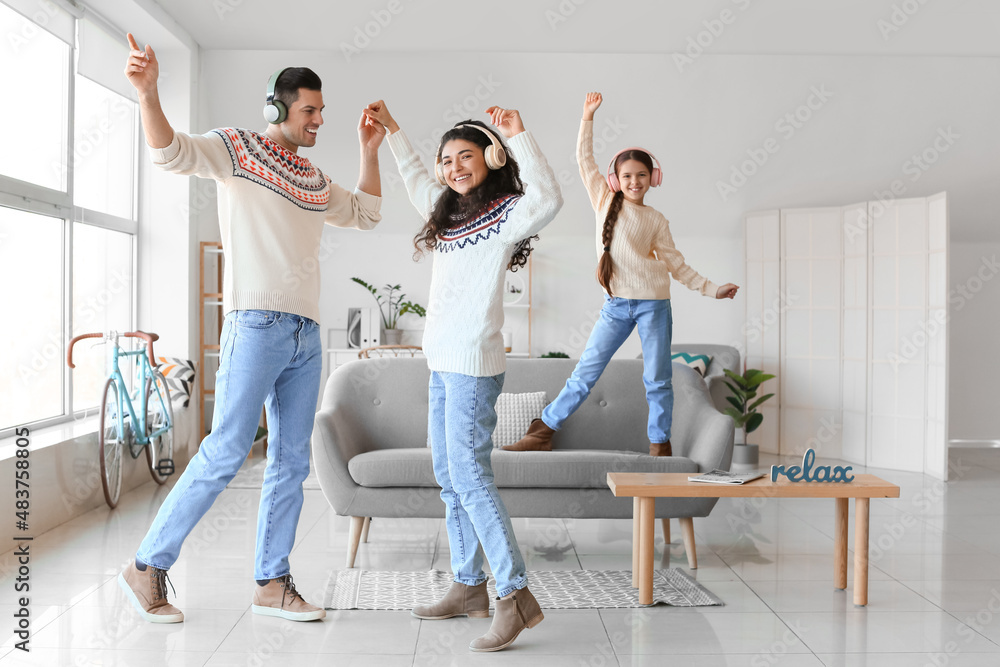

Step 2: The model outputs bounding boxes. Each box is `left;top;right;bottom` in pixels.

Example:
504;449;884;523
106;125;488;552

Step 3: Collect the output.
607;472;900;606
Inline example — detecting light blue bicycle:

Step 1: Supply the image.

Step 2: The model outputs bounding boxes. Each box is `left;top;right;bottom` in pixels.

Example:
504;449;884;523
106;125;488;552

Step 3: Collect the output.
68;330;175;508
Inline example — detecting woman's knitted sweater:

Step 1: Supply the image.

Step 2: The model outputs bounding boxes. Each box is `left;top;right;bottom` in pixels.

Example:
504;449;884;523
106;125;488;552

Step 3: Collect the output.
386;129;562;377
578;120;718;300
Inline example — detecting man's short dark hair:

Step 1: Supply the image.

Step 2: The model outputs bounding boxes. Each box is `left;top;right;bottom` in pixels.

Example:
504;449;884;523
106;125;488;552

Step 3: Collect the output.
274;67;322;108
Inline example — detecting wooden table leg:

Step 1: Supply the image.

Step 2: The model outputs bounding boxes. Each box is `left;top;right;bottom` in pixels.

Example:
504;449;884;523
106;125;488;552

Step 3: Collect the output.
632;497;640;588
638;497;655;605
679;517;698;569
834;498;848;590
854;498;869;606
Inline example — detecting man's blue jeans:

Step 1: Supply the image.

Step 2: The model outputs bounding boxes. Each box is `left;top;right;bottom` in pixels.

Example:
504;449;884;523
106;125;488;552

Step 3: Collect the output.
428;370;527;598
542;296;674;443
137;309;321;580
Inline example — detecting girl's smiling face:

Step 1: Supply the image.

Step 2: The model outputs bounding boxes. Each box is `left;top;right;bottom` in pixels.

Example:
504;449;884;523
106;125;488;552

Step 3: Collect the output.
617;158;651;205
440;139;489;195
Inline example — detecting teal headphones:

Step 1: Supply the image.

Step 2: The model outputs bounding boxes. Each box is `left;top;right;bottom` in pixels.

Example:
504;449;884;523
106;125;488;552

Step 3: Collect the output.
262;68;289;124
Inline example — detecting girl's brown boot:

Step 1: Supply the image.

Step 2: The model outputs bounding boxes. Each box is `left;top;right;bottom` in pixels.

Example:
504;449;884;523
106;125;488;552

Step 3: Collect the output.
502;419;555;452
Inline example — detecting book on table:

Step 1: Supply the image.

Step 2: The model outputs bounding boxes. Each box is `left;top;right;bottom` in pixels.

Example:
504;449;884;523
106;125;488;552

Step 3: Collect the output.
688;469;766;484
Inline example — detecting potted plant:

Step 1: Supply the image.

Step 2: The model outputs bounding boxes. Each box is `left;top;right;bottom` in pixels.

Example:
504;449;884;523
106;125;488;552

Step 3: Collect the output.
350;278;425;345
722;368;775;468
539;351;569;358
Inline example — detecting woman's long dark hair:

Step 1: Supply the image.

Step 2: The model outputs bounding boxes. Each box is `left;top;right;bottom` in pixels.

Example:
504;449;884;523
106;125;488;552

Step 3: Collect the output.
414;120;535;271
597;150;655;295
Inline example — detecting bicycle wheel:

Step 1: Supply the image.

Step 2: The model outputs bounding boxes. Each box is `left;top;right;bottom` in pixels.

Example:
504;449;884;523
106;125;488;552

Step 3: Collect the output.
99;378;126;508
145;370;175;484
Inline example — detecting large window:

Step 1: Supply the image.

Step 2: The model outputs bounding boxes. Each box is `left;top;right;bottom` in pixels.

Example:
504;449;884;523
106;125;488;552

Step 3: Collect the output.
0;4;69;191
0;1;139;436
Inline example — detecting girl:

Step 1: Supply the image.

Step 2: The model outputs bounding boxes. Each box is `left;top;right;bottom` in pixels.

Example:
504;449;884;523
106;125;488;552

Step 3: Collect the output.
363;100;562;652
507;92;738;455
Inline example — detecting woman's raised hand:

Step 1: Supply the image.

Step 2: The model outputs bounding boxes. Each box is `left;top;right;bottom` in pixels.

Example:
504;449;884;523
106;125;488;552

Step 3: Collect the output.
582;92;602;121
486;106;524;138
124;33;158;96
358;110;386;152
715;283;740;300
363;100;400;134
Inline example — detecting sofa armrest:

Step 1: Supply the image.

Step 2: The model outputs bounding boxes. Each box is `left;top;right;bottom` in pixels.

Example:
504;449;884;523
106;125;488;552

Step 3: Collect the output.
312;405;365;515
684;399;736;473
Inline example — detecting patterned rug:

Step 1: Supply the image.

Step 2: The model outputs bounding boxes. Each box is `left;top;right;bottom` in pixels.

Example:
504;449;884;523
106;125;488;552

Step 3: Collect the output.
326;569;723;610
227;457;321;490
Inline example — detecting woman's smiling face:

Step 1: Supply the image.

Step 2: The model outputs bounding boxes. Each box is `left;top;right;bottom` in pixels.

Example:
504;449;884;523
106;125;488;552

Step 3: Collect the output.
440;138;489;195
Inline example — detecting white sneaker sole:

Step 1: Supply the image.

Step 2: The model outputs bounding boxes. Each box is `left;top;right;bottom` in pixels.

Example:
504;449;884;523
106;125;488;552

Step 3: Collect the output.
252;604;326;621
118;573;184;623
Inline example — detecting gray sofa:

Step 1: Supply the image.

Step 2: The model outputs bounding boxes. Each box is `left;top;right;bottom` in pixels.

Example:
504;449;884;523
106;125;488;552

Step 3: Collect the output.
312;358;735;568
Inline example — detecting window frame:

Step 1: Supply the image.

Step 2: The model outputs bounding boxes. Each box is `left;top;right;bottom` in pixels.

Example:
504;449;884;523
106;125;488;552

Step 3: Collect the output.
0;18;141;439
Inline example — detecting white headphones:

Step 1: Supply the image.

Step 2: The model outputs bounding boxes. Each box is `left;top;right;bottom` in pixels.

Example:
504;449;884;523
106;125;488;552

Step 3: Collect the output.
262;68;289;124
434;124;507;187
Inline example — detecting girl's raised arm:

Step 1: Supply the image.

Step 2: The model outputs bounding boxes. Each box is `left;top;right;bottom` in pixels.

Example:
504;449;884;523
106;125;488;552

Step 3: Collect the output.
577;92;613;213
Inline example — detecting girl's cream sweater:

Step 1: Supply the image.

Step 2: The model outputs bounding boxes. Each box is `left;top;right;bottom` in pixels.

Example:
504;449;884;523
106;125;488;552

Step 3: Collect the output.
579;120;718;300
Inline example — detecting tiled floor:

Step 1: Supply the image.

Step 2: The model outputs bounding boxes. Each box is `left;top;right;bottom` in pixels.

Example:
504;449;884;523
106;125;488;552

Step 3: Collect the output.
2;448;1000;665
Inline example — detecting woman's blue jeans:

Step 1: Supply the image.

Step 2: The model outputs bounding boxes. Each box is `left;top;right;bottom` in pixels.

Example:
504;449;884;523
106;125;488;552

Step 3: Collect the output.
428;370;527;598
542;296;674;443
137;309;321;580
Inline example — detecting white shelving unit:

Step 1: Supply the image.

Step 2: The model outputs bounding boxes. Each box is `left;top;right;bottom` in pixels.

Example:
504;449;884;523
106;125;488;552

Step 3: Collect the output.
199;241;224;439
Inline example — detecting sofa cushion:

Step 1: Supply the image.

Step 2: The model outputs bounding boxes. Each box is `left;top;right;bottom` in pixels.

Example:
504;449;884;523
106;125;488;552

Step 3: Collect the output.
494;391;548;448
671;352;712;377
348;449;700;489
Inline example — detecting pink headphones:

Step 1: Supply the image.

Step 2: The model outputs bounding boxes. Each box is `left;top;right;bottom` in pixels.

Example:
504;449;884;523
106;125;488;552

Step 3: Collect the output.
606;147;663;192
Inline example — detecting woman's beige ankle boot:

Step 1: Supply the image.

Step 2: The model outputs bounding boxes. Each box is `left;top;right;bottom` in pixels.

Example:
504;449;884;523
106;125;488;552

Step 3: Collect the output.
469;587;544;652
411;581;490;620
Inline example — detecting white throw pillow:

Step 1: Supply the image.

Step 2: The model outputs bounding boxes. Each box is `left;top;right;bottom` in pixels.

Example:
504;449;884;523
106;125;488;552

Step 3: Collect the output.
493;392;548;448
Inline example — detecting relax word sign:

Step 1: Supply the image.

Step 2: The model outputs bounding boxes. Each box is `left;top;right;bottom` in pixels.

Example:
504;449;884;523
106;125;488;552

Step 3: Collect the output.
771;448;855;483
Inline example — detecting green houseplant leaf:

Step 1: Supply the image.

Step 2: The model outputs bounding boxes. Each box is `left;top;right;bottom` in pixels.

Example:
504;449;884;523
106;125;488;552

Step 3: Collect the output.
723;368;775;445
352;277;425;331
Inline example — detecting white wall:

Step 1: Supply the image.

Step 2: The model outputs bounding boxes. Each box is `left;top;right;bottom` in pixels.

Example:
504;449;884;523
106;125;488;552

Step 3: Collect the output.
190;49;999;439
949;242;1000;441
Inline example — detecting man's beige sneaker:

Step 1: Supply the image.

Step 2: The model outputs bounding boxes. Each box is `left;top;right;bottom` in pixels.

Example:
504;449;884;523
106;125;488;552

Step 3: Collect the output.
118;560;184;623
252;574;326;621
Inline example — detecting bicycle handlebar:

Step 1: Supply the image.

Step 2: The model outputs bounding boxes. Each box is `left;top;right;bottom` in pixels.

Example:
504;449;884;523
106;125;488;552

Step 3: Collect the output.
67;331;159;369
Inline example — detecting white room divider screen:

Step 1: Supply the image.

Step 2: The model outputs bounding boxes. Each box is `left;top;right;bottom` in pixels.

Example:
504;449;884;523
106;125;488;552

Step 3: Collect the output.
744;193;949;479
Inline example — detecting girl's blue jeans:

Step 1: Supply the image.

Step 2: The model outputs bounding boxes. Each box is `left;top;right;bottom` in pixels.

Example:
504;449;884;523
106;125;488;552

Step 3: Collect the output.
542;296;674;443
428;370;527;598
137;309;321;580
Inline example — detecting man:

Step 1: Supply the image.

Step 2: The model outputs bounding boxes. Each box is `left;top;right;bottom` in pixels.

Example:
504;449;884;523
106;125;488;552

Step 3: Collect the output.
118;33;384;623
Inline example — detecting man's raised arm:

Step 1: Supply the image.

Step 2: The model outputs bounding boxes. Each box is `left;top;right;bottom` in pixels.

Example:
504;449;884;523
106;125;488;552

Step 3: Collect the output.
125;32;173;149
